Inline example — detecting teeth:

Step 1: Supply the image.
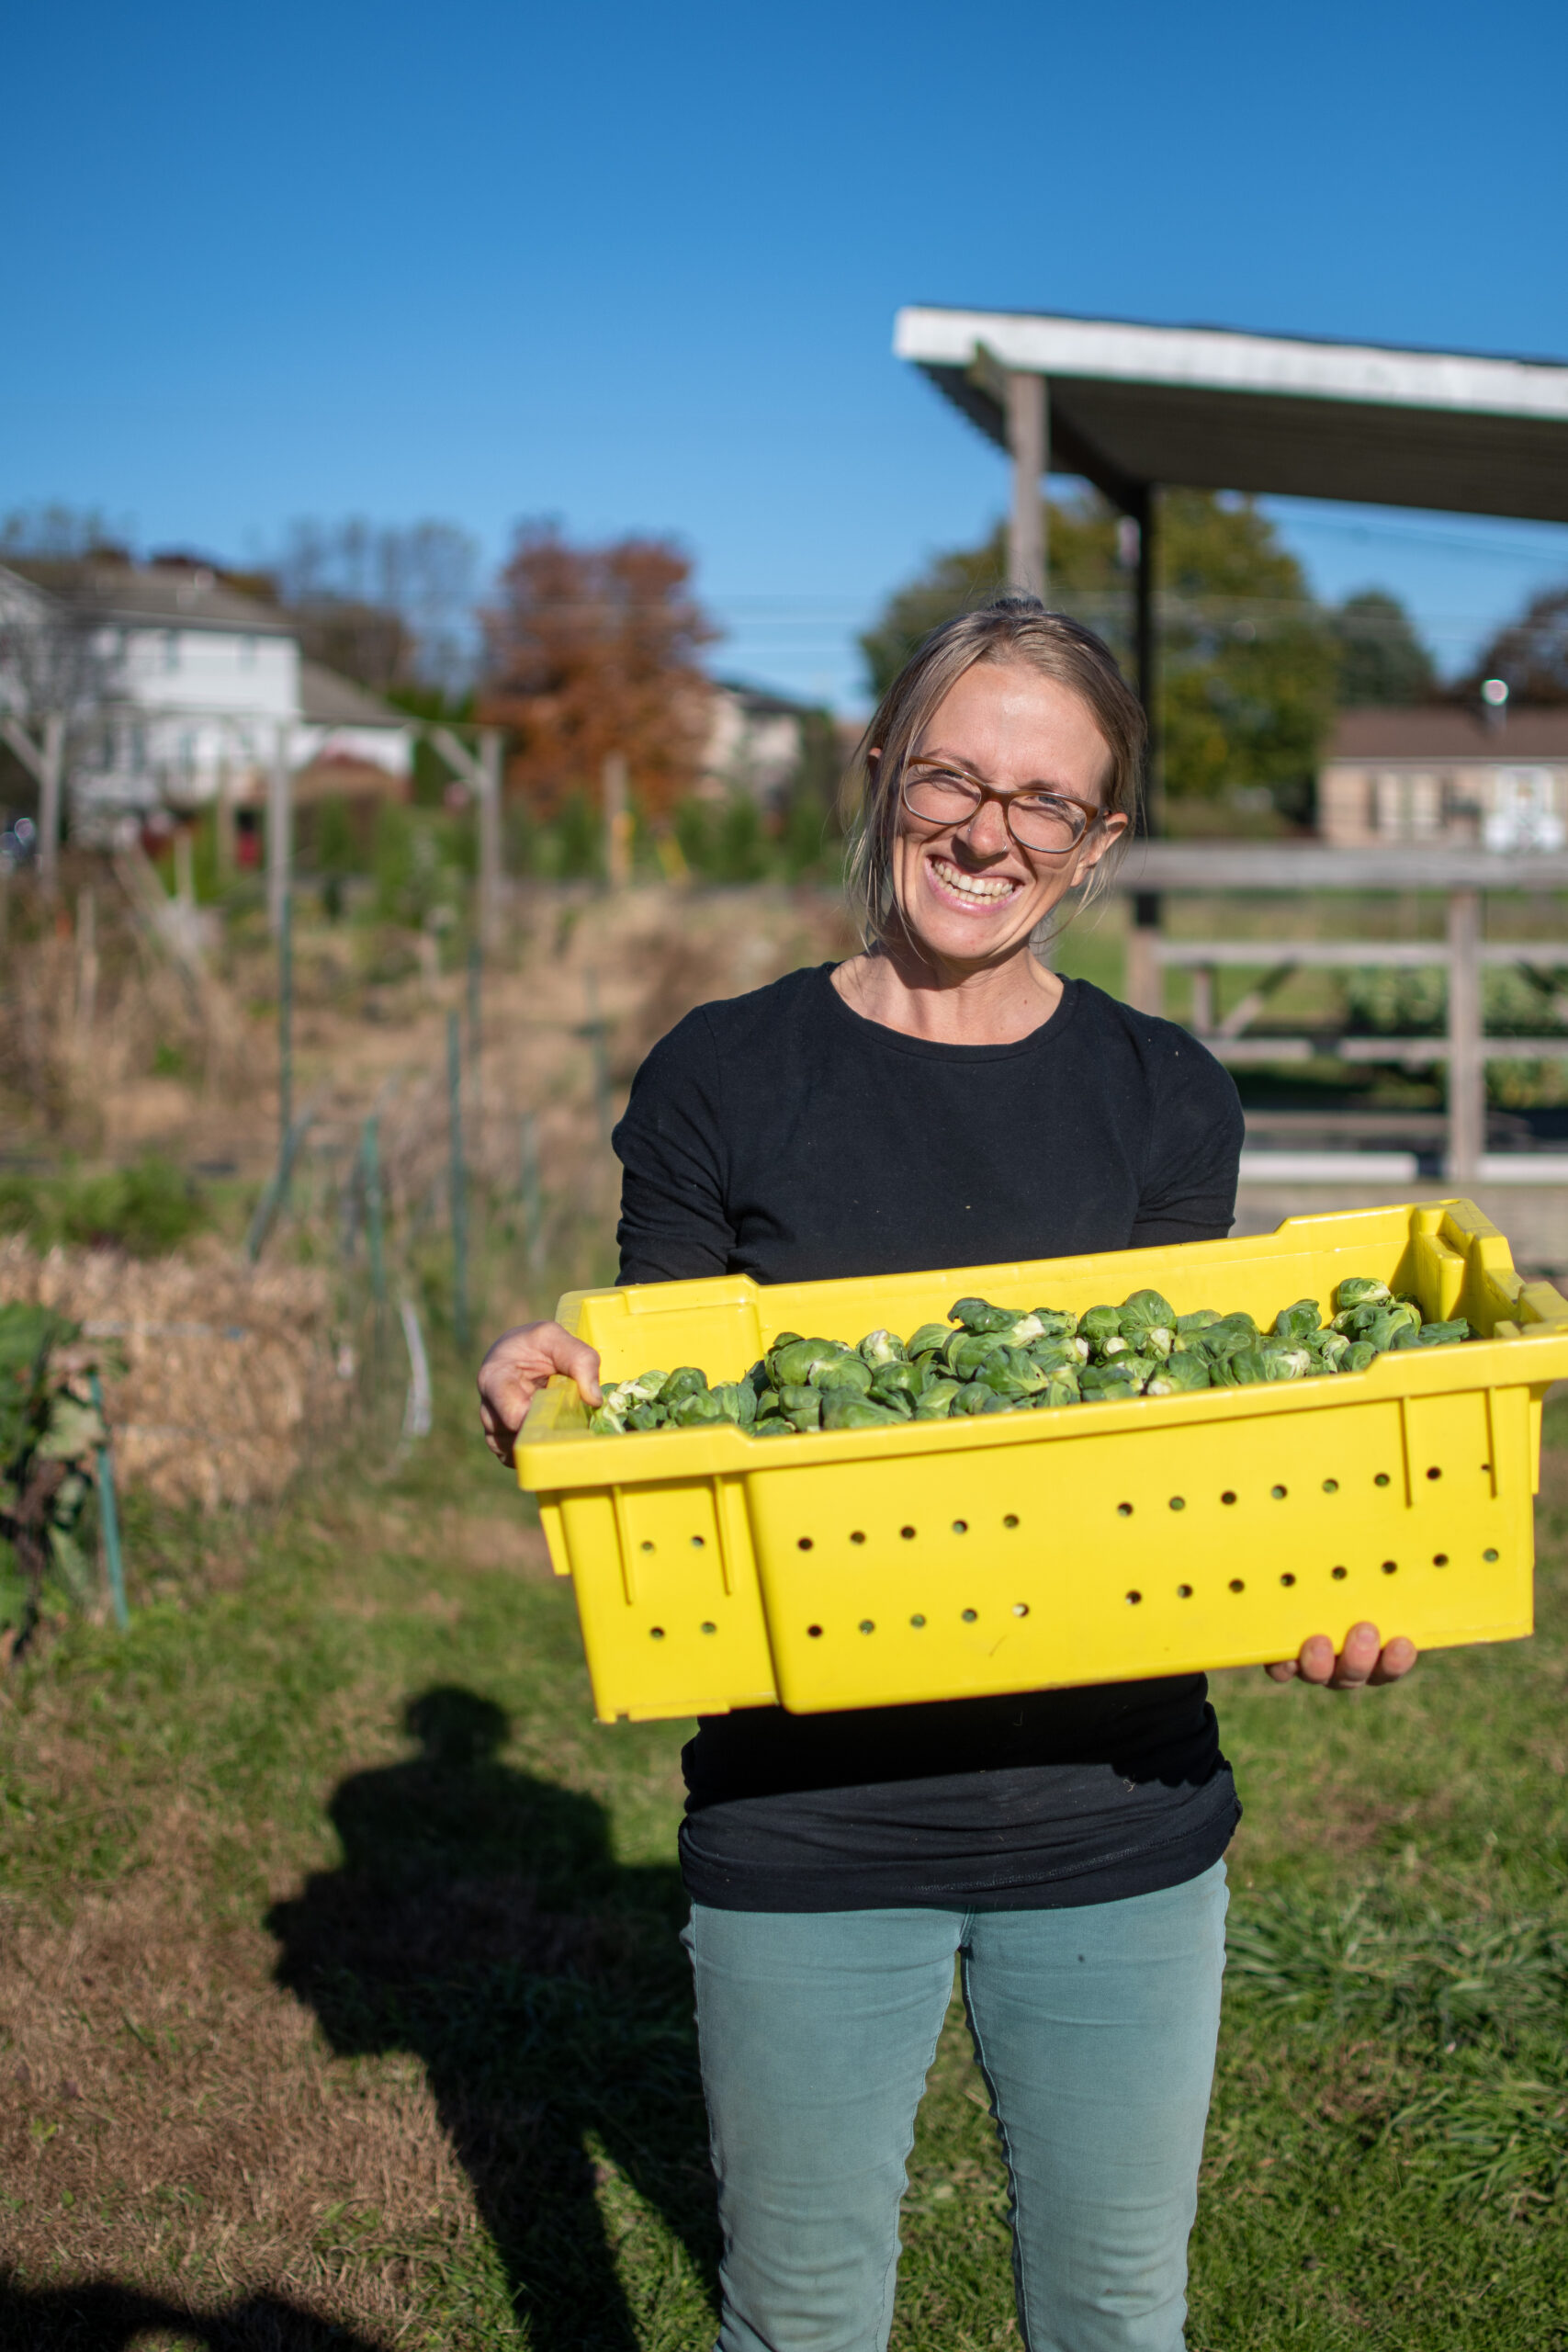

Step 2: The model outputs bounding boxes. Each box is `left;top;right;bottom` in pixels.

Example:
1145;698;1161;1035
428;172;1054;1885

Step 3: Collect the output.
931;857;1017;902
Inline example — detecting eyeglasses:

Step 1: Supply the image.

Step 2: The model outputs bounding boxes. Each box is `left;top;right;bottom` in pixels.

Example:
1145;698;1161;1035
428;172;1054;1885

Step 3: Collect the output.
900;764;1107;857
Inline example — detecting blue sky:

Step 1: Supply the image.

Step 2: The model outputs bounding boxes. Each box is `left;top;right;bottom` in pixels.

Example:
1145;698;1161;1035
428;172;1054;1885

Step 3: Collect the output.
5;0;1567;710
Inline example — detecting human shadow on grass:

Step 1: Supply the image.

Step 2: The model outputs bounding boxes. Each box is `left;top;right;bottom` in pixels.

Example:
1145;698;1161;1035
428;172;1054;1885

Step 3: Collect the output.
0;2273;386;2349
265;1686;717;2352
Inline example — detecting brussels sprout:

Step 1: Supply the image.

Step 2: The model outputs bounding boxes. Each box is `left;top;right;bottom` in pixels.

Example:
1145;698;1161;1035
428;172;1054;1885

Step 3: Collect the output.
947;1380;996;1415
1410;1317;1472;1347
1079;1360;1144;1397
745;1359;770;1393
752;1416;795;1436
913;1377;962;1419
588;1404;627;1434
1340;1339;1379;1372
710;1382;757;1425
1120;1288;1177;1337
613;1369;668;1403
859;1328;908;1368
773;1338;845;1386
1273;1299;1322;1341
755;1387;780;1417
1098;1333;1131;1360
976;1346;1048;1396
1158;1350;1213;1393
671;1389;727;1426
1029;1308;1080;1340
821;1392;905;1430
625;1402;667;1430
1211;1347;1269;1386
1196;1316;1258;1362
869;1359;922;1397
770;1330;805;1352
660;1366;708;1405
987;1310;1046;1346
777;1383;821;1421
1077;1306;1122;1351
947;1330;1008;1378
868;1382;915;1417
906;1322;953;1361
1138;1325;1176;1361
1040;1369;1082;1408
1176;1308;1220;1334
1350;1306;1418;1353
1306;1329;1350;1372
1336;1276;1391;1311
947;1296;1017;1333
816;1353;875;1395
1258;1344;1310;1381
1028;1339;1081;1375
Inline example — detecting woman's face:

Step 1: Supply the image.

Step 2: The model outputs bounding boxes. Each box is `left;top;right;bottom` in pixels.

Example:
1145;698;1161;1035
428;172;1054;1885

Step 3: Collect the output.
886;659;1127;973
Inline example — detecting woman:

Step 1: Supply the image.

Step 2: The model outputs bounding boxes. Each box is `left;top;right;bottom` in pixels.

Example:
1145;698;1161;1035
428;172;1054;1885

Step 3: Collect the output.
479;599;1415;2352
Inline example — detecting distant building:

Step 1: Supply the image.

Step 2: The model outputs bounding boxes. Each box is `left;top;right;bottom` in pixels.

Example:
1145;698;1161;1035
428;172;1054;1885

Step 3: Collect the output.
0;556;412;837
698;680;818;807
1319;706;1568;853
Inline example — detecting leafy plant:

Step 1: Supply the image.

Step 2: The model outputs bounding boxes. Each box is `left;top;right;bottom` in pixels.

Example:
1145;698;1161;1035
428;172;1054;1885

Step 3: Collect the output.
0;1302;111;1645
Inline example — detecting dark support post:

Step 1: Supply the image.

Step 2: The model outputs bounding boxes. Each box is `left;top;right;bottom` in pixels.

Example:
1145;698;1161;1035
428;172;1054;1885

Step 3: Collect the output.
447;1010;470;1354
1006;371;1047;600
277;887;294;1187
1126;483;1164;1014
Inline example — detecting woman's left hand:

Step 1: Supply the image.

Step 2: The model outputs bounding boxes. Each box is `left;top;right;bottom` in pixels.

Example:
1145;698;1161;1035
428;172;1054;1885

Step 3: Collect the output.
1264;1622;1417;1690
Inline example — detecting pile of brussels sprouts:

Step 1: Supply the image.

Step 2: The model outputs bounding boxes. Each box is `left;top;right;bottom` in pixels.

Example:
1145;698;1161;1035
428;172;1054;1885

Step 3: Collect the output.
586;1276;1475;1437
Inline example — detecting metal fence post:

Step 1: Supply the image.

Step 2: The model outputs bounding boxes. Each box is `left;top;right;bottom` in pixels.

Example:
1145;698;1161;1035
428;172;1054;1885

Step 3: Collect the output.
447;1010;470;1353
277;887;294;1184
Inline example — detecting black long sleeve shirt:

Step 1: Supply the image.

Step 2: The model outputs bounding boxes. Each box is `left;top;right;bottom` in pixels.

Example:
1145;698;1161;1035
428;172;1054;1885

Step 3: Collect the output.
612;964;1245;1912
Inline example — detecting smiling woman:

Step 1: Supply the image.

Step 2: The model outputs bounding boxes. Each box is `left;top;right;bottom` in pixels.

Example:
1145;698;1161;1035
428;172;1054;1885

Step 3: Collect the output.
476;593;1416;2352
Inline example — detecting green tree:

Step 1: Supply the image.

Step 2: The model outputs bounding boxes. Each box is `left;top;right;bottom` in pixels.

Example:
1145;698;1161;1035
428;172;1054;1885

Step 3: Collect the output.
1328;589;1437;707
1460;582;1568;704
860;490;1336;816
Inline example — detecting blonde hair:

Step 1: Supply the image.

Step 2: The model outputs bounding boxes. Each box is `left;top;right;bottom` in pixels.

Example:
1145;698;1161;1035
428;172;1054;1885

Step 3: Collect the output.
844;596;1145;952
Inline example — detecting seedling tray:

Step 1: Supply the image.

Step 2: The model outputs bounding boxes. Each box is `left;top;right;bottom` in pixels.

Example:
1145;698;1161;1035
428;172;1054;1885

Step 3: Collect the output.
514;1201;1568;1723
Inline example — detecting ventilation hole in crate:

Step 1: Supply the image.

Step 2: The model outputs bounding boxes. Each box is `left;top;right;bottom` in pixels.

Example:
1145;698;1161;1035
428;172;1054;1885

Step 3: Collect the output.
1427;1466;1442;1481
1177;1583;1193;1600
1374;1474;1391;1487
639;1540;656;1554
701;1621;716;1634
1270;1485;1288;1500
962;1608;978;1623
1117;1502;1134;1518
797;1537;814;1552
1126;1589;1143;1606
1003;1513;1020;1529
1483;1548;1500;1563
1332;1566;1348;1581
1221;1490;1237;1506
649;1626;666;1640
1169;1496;1186;1512
1323;1478;1339;1494
910;1613;926;1628
851;1530;866;1545
1481;1463;1492;1474
1280;1573;1296;1588
1433;1553;1449;1567
901;1524;917;1541
1012;1602;1029;1617
807;1624;823;1639
1229;1578;1246;1594
1382;1560;1398;1576
691;1535;706;1548
952;1520;968;1535
859;1620;875;1635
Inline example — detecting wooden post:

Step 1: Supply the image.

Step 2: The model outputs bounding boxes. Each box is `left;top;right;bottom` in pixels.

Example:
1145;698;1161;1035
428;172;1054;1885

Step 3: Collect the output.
477;727;503;952
1006;371;1047;600
215;749;236;879
1126;895;1164;1016
446;1010;470;1354
266;720;292;936
75;887;98;1039
38;712;65;898
1132;486;1162;837
1446;888;1484;1183
603;751;632;888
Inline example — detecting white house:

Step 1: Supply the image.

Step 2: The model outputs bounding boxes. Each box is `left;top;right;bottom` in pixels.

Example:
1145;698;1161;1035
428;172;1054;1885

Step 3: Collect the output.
0;556;412;837
698;680;818;807
1318;706;1568;854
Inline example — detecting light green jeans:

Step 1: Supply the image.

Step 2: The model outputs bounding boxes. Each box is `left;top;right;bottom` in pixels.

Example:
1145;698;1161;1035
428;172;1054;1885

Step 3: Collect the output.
683;1861;1227;2352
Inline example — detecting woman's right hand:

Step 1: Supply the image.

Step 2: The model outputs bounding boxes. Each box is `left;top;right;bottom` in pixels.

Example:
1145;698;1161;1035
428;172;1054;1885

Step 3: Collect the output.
477;1320;602;1466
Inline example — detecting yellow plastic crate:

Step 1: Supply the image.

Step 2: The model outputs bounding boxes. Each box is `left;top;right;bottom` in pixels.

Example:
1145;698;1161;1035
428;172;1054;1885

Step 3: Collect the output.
514;1201;1568;1724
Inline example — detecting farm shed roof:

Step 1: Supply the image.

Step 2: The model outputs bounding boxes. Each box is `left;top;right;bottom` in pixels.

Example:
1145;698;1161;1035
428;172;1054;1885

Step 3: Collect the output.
1328;707;1568;762
895;307;1568;523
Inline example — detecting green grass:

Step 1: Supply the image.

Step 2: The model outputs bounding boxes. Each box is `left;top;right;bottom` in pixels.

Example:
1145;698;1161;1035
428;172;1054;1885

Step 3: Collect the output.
1;1377;1565;2347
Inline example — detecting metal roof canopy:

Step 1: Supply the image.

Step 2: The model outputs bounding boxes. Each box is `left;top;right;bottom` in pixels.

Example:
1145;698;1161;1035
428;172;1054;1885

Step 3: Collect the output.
895;307;1568;524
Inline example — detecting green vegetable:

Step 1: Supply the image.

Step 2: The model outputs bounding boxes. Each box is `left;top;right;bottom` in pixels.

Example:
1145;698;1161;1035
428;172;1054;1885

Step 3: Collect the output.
1077;1306;1122;1351
1156;1351;1213;1393
753;1416;795;1436
868;1359;922;1398
773;1338;846;1386
1272;1299;1321;1341
588;1404;626;1434
906;1322;952;1360
1341;1339;1380;1372
1176;1308;1220;1334
820;1392;905;1430
948;1297;1018;1333
859;1328;907;1368
1336;1276;1392;1310
777;1385;823;1430
660;1367;708;1405
670;1389;726;1426
913;1378;962;1418
709;1382;757;1425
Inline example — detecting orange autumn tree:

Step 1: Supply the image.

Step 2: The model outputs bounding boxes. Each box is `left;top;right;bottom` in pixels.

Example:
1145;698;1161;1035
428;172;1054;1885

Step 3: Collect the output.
479;523;719;820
